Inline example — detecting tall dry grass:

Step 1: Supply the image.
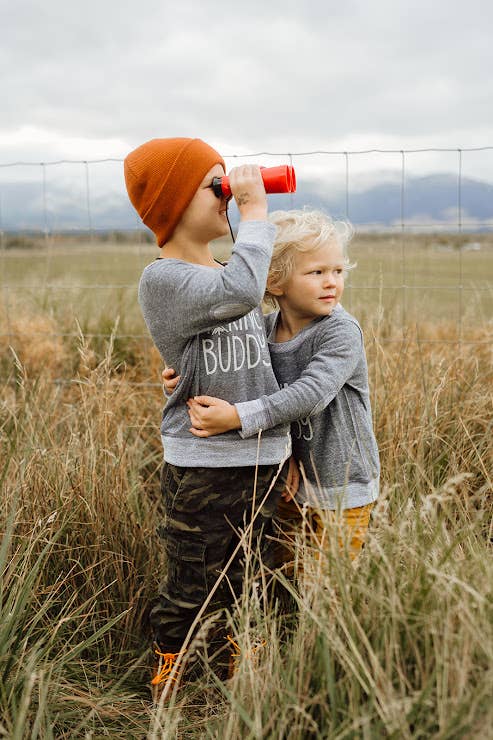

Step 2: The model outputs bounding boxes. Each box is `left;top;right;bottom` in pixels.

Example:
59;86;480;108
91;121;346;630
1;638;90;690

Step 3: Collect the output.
1;315;492;738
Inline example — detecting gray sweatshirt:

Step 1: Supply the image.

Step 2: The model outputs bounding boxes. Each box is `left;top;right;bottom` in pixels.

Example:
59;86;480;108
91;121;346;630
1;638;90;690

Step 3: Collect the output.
235;305;380;509
138;221;291;467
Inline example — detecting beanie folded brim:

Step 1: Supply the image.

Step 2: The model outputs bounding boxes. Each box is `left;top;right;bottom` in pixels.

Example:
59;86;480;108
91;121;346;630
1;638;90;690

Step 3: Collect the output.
124;138;225;247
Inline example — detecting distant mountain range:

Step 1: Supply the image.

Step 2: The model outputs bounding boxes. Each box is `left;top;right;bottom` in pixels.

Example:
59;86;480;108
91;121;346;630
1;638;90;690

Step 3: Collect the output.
1;173;492;232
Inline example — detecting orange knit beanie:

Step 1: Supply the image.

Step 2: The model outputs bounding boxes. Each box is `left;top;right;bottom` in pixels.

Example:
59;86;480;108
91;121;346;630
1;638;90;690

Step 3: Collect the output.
124;138;225;247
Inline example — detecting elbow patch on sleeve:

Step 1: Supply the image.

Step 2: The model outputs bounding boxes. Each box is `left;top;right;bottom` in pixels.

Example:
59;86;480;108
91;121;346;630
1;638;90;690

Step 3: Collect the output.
211;302;253;320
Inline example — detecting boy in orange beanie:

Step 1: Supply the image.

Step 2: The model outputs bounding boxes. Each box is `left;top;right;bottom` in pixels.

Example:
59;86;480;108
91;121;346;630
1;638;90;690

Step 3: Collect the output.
124;138;290;697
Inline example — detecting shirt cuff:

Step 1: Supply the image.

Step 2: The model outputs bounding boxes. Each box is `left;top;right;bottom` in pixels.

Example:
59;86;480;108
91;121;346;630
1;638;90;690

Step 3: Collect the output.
234;220;276;249
235;398;270;439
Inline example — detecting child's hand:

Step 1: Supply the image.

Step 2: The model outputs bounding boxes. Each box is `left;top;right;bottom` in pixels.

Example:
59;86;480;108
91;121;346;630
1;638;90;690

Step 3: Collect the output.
281;457;300;501
187;396;242;437
162;367;181;394
229;165;267;222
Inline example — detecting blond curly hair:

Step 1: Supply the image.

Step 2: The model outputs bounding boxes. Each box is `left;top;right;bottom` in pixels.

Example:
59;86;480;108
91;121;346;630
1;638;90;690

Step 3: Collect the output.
265;209;355;308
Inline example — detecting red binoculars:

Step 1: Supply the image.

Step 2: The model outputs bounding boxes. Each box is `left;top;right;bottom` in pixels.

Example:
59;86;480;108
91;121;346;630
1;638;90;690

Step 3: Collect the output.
211;165;296;198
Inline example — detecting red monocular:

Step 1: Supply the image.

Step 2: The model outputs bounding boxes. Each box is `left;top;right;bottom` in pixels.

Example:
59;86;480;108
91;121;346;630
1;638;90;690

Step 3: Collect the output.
212;165;296;198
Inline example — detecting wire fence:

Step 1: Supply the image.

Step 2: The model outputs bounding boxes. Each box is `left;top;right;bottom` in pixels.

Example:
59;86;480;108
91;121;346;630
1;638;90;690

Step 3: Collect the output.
1;147;492;386
2;146;493;232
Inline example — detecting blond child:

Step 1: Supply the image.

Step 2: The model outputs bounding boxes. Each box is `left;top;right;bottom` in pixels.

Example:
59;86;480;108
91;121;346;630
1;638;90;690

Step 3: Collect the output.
169;209;379;566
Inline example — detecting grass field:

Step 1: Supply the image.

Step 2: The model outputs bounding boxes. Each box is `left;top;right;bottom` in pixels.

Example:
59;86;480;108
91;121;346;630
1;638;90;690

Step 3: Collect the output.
1;234;492;738
2;232;492;344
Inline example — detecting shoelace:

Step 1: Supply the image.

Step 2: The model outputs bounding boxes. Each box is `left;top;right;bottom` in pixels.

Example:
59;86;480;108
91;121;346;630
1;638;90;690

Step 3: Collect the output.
151;649;186;686
227;635;266;669
227;635;242;668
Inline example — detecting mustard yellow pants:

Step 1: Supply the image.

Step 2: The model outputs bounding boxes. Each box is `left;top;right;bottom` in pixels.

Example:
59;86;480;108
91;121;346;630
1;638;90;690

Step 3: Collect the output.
275;497;374;572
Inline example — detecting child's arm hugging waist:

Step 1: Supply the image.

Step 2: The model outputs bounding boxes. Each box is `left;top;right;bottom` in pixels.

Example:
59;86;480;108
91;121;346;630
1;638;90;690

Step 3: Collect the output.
235;320;364;438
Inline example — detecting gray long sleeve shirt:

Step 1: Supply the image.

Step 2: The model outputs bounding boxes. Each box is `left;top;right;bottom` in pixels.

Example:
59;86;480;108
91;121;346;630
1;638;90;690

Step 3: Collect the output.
235;305;380;509
138;221;291;467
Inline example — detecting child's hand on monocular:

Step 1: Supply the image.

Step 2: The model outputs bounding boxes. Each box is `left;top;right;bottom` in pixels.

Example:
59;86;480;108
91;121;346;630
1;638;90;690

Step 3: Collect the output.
229;164;267;223
162;367;181;395
281;456;300;502
187;396;242;437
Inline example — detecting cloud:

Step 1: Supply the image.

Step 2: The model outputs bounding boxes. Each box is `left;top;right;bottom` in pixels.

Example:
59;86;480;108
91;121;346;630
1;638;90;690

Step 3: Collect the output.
1;0;492;173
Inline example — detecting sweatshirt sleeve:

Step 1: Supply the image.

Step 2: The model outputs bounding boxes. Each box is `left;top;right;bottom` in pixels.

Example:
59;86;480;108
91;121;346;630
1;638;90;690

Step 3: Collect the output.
234;318;363;438
139;221;276;339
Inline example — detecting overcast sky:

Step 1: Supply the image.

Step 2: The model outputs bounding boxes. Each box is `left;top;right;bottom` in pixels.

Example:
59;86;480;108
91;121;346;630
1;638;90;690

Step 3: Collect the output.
1;0;493;185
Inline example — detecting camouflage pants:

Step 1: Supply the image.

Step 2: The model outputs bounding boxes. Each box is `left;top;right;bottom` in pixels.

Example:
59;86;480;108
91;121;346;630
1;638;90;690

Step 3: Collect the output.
150;461;287;656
